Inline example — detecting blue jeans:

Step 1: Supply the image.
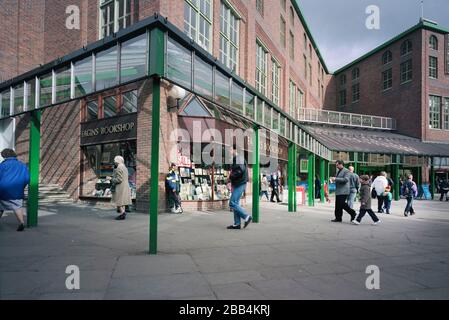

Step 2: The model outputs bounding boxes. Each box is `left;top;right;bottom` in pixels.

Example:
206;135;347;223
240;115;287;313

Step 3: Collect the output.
348;190;357;209
230;183;249;226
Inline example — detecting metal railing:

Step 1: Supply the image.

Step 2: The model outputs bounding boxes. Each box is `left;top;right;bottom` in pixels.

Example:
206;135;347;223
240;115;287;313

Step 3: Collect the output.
297;108;397;130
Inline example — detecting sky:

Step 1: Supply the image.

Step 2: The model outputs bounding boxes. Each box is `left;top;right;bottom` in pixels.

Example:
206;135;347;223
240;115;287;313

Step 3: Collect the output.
298;0;449;72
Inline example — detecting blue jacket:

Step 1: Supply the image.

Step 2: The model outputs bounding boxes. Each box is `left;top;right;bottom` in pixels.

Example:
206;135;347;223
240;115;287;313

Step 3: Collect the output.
0;157;30;201
166;170;180;193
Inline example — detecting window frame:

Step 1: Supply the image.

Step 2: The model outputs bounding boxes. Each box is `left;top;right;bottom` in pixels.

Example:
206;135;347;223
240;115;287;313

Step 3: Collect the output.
400;59;413;84
271;58;281;106
280;15;286;48
382;68;393;91
99;0;131;39
255;40;268;95
184;0;213;53
429;35;438;50
382;50;392;65
401;39;412;56
352;83;360;103
256;0;264;16
429;95;442;129
219;1;240;72
429;56;438;79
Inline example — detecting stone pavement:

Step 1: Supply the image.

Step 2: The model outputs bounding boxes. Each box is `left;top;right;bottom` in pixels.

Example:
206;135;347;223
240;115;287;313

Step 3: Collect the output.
1;198;449;300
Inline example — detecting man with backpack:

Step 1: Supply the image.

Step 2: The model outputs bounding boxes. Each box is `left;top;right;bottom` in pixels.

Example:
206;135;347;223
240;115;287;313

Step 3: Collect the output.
227;145;252;229
402;174;418;217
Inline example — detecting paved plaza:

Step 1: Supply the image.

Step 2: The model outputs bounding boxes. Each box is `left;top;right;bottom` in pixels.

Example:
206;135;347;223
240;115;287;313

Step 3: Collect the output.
1;198;449;300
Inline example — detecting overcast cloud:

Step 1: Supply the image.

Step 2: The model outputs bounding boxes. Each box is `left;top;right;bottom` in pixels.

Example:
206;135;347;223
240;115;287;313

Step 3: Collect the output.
297;0;449;72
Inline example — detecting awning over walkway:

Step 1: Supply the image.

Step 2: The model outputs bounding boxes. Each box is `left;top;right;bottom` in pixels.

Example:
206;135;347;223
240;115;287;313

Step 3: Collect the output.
302;125;449;157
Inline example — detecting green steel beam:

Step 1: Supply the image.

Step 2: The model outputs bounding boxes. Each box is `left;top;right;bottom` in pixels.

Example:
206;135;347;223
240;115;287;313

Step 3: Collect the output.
288;143;294;212
293;144;297;211
149;77;161;255
27;110;41;228
320;158;325;203
252;126;260;223
308;153;315;207
393;164;400;201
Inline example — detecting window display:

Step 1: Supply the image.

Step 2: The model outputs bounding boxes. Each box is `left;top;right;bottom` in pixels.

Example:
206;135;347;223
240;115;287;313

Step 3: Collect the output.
82;141;136;200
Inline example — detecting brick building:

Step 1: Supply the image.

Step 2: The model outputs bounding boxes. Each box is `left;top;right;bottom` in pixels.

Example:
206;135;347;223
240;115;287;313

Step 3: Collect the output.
1;0;449;215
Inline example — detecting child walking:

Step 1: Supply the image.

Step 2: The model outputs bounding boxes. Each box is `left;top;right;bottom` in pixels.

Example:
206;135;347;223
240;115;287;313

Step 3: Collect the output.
352;175;380;226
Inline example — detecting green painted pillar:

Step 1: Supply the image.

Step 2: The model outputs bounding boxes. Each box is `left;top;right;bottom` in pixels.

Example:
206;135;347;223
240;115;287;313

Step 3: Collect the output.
27;110;41;228
417;166;422;187
252;126;260;222
430;160;435;200
293;144;297;211
288;143;294;212
393;164;400;201
320;158;325;203
353;152;358;174
149;78;161;255
308;153;315;207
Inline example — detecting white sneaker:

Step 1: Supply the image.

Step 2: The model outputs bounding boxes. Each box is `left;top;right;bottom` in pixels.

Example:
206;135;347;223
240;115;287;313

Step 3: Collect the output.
351;220;360;225
372;220;380;226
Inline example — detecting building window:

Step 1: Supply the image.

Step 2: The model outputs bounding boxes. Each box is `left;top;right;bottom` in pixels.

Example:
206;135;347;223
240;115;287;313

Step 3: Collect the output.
339;90;346;106
85;100;99;121
289;32;295;60
256;0;264;15
120;33;148;84
289;7;294;25
55;66;71;103
297;88;304;114
256;41;268;95
382;69;392;91
446;35;449;73
304;33;307;51
280;16;286;48
429;56;438;79
401;39;412;56
304;55;307;80
220;1;239;72
103;95;118;118
95;45;118;91
340;74;346;86
352;83;360;102
429;95;441;129
289;80;296;116
400;59;412;83
121;90;138;114
184;0;212;52
429;35;438;50
281;0;286;11
352;67;360;81
74;56;93;97
100;0;131;39
382;50;392;65
309;44;312;58
444;98;449;130
271;59;281;106
309;64;312;86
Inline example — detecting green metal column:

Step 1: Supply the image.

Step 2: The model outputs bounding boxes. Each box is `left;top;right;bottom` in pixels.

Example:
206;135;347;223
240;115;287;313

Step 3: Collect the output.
252;126;260;222
308;153;315;207
417;166;422;186
320;158;325;203
27;110;41;228
293;144;297;211
393;164;400;201
353;152;358;174
148;27;165;255
430;159;435;200
288;143;294;212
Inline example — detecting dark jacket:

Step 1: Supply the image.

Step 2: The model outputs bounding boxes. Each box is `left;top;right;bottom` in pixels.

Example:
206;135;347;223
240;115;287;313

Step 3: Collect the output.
270;174;280;190
359;183;372;210
166;169;180;193
0;157;30;201
230;155;248;187
402;180;418;198
349;173;360;192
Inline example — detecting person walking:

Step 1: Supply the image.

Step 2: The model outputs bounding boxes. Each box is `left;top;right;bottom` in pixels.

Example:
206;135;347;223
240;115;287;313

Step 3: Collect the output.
166;163;183;214
352;175;380;226
227;145;252;229
383;174;394;214
372;172;388;213
108;156;132;220
0;149;29;231
347;165;360;209
330;160;357;223
439;178;449;201
315;175;322;199
260;174;269;201
402;174;418;217
269;171;282;203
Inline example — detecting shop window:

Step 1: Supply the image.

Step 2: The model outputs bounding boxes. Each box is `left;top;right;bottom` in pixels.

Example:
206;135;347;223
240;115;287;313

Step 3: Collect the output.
1;90;10;118
167;38;192;90
120;33;147;84
194;56;213;100
180;97;212;117
55;66;71;103
39;72;53;107
256;98;263;124
215;70;230;107
264;104;271;128
83;141;136;199
103;95;118;118
244;91;255;120
86;101;99;121
272;110;279;132
13;84;24;115
121;90;138;114
280;116;286;137
231;82;244;115
96;46;118;91
444;98;449;130
74;56;93;97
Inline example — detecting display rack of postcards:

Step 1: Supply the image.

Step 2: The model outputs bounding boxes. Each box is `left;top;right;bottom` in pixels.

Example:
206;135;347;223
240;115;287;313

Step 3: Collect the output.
178;164;213;201
213;166;231;200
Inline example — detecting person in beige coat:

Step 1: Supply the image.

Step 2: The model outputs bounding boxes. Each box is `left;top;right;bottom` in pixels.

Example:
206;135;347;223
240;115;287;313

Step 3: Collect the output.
108;156;132;220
